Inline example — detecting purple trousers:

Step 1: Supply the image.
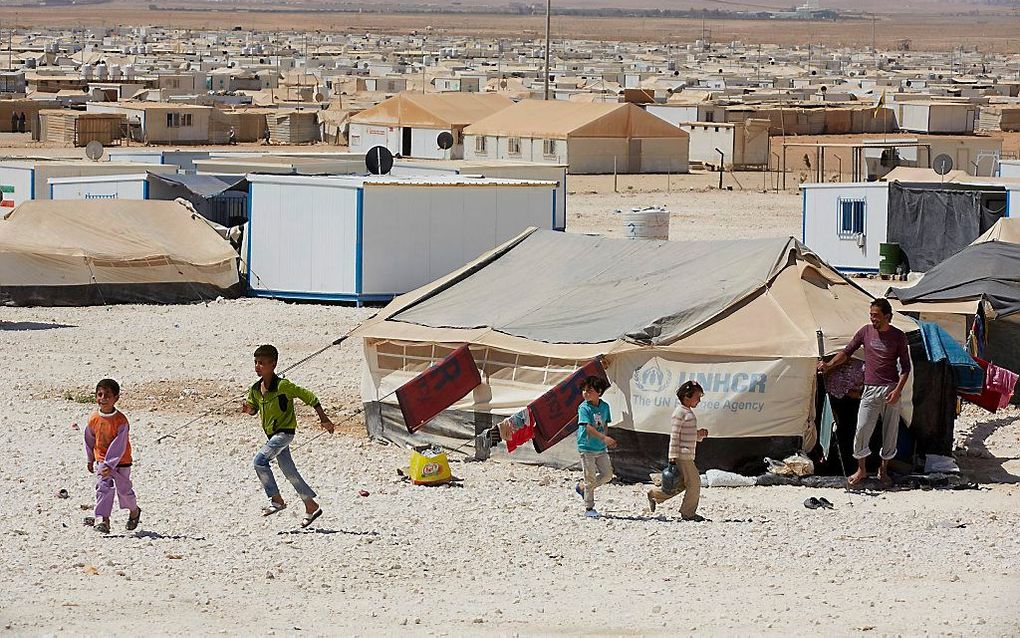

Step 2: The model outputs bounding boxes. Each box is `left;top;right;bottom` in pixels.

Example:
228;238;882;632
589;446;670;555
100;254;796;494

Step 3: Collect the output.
95;466;137;518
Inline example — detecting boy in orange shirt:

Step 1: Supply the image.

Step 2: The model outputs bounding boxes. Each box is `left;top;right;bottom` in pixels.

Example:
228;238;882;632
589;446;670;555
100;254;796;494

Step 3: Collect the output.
84;379;141;534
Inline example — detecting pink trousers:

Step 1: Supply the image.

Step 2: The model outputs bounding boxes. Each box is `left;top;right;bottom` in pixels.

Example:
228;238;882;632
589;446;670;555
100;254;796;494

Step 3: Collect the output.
95;466;137;518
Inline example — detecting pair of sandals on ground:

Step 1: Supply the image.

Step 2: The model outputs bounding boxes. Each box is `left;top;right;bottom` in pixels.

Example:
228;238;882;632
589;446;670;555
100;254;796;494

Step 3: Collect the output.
262;500;322;528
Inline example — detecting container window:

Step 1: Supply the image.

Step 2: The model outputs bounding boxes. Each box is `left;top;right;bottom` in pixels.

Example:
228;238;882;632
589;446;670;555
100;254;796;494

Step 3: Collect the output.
837;198;866;239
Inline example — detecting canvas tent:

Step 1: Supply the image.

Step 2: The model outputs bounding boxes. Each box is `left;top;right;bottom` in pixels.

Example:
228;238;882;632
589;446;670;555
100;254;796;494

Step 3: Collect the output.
973;216;1020;244
888;237;1020;399
0;199;240;306
357;229;930;478
348;92;513;160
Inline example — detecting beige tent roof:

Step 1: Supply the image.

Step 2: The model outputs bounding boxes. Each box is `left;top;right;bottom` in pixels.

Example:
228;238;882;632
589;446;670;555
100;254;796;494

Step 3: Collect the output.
882;166;969;183
0;200;238;291
349;92;513;129
463;100;690;140
972;217;1020;245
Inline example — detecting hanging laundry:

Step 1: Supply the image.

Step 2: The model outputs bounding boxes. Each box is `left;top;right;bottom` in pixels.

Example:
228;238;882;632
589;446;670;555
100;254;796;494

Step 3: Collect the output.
496;406;536;454
986;362;1019;409
818;394;836;462
396;344;481;433
919;321;985;394
824;359;864;399
959;357;1005;413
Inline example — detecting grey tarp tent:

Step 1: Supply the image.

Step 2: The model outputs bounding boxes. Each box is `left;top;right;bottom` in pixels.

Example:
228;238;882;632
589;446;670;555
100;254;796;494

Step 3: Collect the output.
889;241;1020;404
355;229;940;478
146;172;248;227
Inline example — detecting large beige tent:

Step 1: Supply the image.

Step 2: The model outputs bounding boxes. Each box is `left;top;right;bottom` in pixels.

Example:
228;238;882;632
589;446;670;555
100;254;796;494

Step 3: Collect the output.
356;228;923;476
0;199;239;306
462;100;689;173
351;92;514;129
348;92;513;159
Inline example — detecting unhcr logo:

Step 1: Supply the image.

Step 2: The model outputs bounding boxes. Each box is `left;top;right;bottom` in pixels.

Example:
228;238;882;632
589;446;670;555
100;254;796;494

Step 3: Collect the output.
632;360;672;393
676;372;768;394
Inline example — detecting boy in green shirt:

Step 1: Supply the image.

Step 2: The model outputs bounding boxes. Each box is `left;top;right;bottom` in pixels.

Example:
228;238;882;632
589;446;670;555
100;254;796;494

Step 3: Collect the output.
241;344;334;527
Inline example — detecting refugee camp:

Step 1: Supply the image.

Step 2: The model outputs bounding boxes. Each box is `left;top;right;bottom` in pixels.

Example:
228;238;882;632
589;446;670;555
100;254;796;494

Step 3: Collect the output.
1;1;1018;635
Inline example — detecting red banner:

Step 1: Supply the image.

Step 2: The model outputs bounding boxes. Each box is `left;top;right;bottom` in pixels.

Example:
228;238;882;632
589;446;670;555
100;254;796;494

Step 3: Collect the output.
396;344;482;433
529;358;609;453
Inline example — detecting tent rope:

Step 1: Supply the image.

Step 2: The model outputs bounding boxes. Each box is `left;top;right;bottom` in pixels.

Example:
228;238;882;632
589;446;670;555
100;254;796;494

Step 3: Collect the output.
155;316;375;444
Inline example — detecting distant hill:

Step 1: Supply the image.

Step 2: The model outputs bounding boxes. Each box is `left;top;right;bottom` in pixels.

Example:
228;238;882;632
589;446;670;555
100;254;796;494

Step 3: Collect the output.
311;0;1000;14
142;0;1010;16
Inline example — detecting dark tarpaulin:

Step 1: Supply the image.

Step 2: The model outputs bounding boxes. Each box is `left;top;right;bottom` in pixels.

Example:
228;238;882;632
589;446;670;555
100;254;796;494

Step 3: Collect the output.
887;182;1005;272
904;331;956;457
147;172;246;199
146;172;249;226
888;242;1020;319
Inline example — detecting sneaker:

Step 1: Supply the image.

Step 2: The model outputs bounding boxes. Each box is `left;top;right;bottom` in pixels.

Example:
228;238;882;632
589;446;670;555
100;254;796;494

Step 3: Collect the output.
646;492;657;514
585;508;601;519
574;482;584;499
681;513;707;522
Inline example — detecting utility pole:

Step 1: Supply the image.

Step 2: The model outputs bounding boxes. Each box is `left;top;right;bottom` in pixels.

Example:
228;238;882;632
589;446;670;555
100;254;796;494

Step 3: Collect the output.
757;43;761;85
871;13;877;72
543;0;551;100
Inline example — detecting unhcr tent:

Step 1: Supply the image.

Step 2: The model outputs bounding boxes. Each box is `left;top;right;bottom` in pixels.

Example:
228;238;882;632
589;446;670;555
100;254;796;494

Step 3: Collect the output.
0;200;240;306
357;229;928;478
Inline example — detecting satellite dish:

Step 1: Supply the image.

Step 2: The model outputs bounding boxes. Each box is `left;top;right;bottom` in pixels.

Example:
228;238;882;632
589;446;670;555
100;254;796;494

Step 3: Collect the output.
85;140;105;161
365;145;393;175
933;154;954;176
314;92;325;103
436;131;454;150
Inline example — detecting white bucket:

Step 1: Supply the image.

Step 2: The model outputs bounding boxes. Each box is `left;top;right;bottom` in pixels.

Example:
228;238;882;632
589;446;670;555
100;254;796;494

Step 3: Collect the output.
623;206;670;240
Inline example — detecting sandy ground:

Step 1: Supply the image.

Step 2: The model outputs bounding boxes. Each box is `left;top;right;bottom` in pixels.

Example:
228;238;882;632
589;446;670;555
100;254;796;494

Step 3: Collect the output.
1;178;1019;635
1;300;1019;636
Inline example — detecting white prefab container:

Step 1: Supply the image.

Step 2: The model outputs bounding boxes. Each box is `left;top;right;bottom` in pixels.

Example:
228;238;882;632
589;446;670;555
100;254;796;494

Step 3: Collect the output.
48;173;148;200
389;159;569;230
801;182;890;272
898;102;978;134
0;160;178;208
106;149;211;173
998;159;1020;178
246;174;559;303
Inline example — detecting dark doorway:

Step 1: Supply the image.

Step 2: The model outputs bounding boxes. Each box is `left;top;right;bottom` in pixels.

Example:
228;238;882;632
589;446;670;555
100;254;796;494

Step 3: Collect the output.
402;127;412;156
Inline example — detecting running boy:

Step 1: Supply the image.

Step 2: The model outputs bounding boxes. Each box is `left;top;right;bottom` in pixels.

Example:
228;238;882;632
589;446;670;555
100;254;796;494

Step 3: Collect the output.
647;381;709;521
574;376;616;519
84;379;142;534
241;344;334;527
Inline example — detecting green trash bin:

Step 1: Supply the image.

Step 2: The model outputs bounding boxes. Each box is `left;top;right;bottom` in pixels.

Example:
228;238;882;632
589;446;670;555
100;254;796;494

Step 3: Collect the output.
879;242;901;275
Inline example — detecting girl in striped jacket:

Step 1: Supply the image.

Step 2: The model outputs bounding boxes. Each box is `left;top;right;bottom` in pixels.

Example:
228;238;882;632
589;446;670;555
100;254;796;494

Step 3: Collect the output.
646;381;709;521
